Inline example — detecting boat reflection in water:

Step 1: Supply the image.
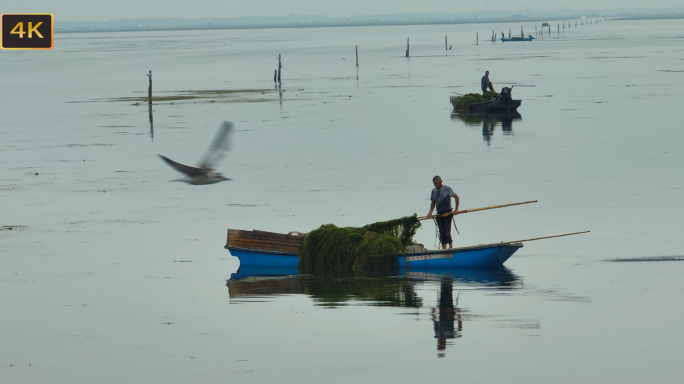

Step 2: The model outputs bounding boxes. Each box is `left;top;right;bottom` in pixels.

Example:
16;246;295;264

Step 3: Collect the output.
227;265;521;356
451;112;522;145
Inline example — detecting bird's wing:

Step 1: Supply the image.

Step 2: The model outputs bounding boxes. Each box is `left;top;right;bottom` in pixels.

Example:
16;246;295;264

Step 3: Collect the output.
197;121;234;170
159;155;206;177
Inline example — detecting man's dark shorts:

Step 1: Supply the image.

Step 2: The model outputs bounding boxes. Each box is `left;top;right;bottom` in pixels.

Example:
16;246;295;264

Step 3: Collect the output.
435;210;453;245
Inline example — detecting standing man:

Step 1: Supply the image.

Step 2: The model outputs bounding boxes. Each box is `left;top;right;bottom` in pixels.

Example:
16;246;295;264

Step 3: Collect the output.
481;71;490;94
427;176;460;249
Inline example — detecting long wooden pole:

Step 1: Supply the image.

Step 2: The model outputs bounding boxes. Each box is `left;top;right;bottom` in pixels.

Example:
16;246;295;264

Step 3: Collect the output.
416;200;537;221
420;231;590;256
502;231;590;245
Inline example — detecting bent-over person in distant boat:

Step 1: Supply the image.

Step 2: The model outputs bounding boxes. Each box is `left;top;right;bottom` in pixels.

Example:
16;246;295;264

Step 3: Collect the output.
427;176;460;249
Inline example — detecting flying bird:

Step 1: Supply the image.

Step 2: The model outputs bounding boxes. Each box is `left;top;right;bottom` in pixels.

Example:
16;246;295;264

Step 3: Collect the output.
159;121;234;185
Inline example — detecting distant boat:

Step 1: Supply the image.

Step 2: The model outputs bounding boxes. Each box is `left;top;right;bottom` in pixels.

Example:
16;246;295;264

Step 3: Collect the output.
502;36;535;42
541;22;550;27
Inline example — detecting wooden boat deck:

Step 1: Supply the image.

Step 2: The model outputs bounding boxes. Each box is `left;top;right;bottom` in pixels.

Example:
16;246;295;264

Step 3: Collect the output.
226;229;303;255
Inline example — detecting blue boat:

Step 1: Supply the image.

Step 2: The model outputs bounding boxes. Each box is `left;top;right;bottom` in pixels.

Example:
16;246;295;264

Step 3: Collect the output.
225;228;524;269
501;36;535;42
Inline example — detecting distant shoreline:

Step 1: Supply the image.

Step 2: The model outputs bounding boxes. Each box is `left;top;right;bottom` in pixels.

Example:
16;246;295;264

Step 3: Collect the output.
53;12;684;35
55;15;610;34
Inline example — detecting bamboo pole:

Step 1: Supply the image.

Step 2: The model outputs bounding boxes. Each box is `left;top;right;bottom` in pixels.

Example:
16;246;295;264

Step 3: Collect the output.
416;200;537;221
421;231;590;256
500;231;590;245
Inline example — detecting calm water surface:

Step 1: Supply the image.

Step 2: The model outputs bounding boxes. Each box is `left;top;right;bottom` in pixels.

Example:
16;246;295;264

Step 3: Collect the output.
1;19;683;383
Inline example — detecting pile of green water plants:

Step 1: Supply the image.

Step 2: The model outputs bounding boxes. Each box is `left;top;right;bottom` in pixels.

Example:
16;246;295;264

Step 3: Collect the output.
453;91;502;111
299;215;421;272
483;91;501;100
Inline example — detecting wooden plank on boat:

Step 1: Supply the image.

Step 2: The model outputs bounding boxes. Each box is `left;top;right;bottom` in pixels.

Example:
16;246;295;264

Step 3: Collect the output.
228;233;303;244
227;246;300;254
228;229;303;243
228;237;303;248
227;236;300;246
227;239;302;251
227;243;301;254
227;237;302;246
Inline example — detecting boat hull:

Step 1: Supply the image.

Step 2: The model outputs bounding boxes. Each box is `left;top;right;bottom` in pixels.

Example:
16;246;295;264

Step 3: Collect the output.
470;99;522;113
449;96;522;113
228;248;299;267
397;243;522;268
501;38;534;42
227;243;522;269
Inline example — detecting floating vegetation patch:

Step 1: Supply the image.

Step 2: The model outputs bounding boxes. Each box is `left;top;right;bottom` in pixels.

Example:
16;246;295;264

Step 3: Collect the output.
1;225;27;231
103;89;279;103
451;92;500;111
299;215;421;272
606;256;684;262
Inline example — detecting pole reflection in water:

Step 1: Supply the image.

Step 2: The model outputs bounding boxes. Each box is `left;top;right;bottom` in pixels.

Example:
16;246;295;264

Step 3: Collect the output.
451;112;522;145
276;84;283;110
227;266;522;356
148;104;154;141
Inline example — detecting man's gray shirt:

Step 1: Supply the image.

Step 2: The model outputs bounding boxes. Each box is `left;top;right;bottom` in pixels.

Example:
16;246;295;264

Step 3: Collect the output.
431;186;455;212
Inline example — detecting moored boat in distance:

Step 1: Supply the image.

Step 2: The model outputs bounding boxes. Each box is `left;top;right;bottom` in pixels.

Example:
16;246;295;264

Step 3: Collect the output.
502;36;535;42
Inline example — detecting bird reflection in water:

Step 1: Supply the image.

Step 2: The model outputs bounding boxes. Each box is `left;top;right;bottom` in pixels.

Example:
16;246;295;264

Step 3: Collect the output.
451;112;522;146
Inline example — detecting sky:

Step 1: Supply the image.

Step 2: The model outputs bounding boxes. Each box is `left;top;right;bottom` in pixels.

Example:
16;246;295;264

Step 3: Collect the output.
3;0;683;22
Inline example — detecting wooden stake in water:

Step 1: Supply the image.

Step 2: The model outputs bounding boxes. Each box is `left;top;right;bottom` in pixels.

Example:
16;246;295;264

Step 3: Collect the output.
147;70;152;106
405;38;409;57
273;69;277;82
476;32;478;45
356;45;359;66
445;36;447;51
277;54;282;83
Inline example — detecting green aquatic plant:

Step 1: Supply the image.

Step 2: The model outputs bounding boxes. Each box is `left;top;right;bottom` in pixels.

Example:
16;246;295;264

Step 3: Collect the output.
299;215;421;272
483;91;501;100
452;92;501;112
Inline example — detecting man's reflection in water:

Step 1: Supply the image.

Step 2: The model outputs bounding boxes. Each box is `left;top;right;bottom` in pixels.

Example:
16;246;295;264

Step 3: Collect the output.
432;277;462;357
501;115;513;133
482;120;495;146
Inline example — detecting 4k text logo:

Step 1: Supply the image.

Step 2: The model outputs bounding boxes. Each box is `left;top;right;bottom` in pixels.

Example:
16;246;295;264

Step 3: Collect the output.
1;14;54;49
